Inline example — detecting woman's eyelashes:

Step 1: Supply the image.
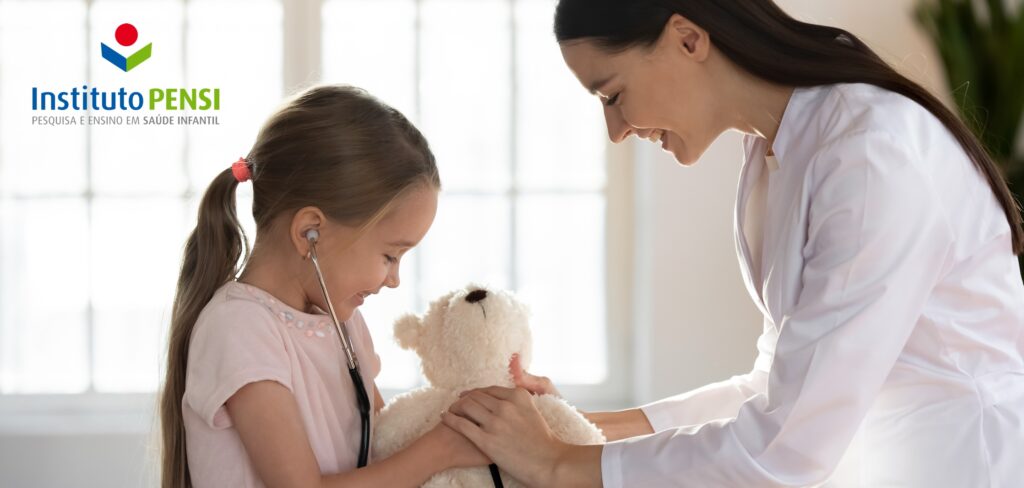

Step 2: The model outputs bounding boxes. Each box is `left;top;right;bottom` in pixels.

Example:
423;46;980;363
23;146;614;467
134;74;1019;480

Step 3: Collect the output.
603;92;620;107
384;254;398;264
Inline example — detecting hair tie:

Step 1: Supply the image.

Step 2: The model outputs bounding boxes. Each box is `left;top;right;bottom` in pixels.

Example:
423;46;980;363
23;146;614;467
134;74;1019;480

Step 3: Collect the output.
231;157;251;182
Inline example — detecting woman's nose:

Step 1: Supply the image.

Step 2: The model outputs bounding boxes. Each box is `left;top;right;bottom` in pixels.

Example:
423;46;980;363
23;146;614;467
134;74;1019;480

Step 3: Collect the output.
604;106;632;143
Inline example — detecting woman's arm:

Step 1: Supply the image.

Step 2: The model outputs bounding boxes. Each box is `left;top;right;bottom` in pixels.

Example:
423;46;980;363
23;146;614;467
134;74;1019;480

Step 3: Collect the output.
227;380;488;488
509;354;653;442
582;409;654;441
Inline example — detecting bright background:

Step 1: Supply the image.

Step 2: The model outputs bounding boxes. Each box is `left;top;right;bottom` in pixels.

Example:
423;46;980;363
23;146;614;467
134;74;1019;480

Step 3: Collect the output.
0;0;967;486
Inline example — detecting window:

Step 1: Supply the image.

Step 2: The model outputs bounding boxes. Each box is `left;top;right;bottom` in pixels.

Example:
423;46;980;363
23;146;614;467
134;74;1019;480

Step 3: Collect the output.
0;0;626;416
323;0;614;394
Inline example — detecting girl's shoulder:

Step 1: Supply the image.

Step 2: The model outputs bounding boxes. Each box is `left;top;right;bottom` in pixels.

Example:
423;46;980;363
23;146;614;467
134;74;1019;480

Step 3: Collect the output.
198;280;279;322
193;281;358;345
189;281;292;347
184;281;297;430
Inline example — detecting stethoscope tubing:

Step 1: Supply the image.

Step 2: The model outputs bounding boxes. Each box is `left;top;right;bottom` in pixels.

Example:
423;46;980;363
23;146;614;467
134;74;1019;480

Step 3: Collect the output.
308;234;372;468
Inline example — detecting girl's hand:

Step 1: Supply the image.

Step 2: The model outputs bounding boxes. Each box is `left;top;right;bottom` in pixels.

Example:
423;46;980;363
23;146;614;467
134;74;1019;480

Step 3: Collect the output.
509;354;561;397
442;386;570;487
425;421;491;469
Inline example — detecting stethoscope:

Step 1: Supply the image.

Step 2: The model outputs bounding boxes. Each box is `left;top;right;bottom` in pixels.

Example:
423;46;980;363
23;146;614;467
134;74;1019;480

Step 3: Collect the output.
305;229;503;486
305;229;372;468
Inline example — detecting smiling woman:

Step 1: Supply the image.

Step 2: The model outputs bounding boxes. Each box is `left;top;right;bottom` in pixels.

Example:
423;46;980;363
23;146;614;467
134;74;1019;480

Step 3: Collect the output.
554;1;1024;241
441;1;1024;487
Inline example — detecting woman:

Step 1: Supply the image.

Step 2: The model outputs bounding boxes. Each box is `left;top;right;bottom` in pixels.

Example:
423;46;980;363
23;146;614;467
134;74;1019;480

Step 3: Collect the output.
443;1;1024;486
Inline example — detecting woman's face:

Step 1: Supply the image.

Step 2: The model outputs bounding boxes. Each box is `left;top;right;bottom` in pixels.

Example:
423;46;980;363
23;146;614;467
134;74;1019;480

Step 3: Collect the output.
559;15;725;166
313;184;438;321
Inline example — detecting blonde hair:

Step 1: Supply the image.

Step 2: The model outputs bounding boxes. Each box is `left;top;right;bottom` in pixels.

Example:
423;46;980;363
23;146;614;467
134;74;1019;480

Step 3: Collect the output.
159;85;440;487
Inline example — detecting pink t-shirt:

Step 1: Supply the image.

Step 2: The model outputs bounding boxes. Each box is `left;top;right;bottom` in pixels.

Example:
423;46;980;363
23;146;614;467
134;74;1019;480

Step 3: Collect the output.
183;280;381;487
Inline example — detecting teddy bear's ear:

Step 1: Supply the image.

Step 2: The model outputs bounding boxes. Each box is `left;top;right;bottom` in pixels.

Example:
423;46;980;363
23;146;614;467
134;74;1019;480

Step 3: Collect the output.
393;313;422;350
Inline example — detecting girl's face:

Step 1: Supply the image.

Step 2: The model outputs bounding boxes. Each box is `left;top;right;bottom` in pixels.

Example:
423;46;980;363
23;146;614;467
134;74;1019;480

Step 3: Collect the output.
310;185;438;321
559;15;726;166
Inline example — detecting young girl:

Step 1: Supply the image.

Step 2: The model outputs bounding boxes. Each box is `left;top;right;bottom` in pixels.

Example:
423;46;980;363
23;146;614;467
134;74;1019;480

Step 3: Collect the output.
159;85;488;487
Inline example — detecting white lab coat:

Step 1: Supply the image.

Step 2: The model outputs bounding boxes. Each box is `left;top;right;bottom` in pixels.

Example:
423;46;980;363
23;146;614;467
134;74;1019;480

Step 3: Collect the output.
601;84;1024;487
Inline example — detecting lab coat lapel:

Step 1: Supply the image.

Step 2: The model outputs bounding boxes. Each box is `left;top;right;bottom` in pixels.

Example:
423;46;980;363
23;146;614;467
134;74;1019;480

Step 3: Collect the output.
759;162;793;322
735;138;770;317
759;86;817;323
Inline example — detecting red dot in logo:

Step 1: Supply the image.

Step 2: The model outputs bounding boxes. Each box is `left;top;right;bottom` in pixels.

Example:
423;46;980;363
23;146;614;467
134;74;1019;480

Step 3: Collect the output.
115;23;138;47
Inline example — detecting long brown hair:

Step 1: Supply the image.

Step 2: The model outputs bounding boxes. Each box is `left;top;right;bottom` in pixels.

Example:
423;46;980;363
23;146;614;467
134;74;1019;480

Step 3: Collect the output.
159;85;440;487
555;0;1024;254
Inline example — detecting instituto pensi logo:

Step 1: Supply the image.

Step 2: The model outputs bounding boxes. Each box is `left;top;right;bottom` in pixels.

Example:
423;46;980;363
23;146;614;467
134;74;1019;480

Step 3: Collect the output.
101;23;152;72
30;20;222;126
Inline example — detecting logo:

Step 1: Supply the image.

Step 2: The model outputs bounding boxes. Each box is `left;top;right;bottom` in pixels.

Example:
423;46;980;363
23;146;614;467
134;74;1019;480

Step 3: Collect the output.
100;23;151;72
31;20;222;126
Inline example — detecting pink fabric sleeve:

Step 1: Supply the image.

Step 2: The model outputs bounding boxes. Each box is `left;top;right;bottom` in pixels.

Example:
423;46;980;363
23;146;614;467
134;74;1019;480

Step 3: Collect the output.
184;302;293;430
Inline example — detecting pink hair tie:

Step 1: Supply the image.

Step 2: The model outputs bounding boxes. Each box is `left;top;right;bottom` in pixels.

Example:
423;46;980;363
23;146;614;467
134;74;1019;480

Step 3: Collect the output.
231;157;251;182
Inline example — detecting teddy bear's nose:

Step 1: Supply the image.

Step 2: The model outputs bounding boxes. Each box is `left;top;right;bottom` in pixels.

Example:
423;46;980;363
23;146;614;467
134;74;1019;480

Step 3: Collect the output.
465;289;488;303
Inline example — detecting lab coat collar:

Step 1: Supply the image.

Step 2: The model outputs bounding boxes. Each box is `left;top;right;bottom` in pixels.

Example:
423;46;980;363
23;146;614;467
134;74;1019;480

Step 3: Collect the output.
767;86;814;172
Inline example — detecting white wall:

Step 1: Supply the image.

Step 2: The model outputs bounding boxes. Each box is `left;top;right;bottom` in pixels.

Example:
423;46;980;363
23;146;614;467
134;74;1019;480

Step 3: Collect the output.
0;2;950;486
631;134;762;404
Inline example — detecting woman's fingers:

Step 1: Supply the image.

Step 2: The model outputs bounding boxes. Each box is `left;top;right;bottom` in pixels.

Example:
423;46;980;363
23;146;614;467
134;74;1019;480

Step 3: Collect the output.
449;388;536;441
461;385;518;401
441;410;486;446
509;354;560;397
463;386;534;408
509;354;538;391
463;390;501;412
449;395;496;428
509;354;528;384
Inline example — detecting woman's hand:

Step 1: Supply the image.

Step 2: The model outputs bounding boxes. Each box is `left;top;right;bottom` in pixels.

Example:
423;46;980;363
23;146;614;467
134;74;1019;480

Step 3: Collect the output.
509;353;561;397
442;386;601;487
424;421;491;470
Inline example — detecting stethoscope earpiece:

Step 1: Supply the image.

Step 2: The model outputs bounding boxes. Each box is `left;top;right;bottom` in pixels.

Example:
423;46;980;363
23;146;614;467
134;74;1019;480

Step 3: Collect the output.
305;229;320;242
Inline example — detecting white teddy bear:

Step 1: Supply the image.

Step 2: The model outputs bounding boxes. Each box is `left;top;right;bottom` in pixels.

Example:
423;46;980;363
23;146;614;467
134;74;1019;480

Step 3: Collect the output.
372;284;605;487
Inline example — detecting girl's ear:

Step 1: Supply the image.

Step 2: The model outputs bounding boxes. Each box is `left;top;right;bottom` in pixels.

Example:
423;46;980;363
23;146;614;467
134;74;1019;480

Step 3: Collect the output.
393;313;422;350
290;206;327;258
